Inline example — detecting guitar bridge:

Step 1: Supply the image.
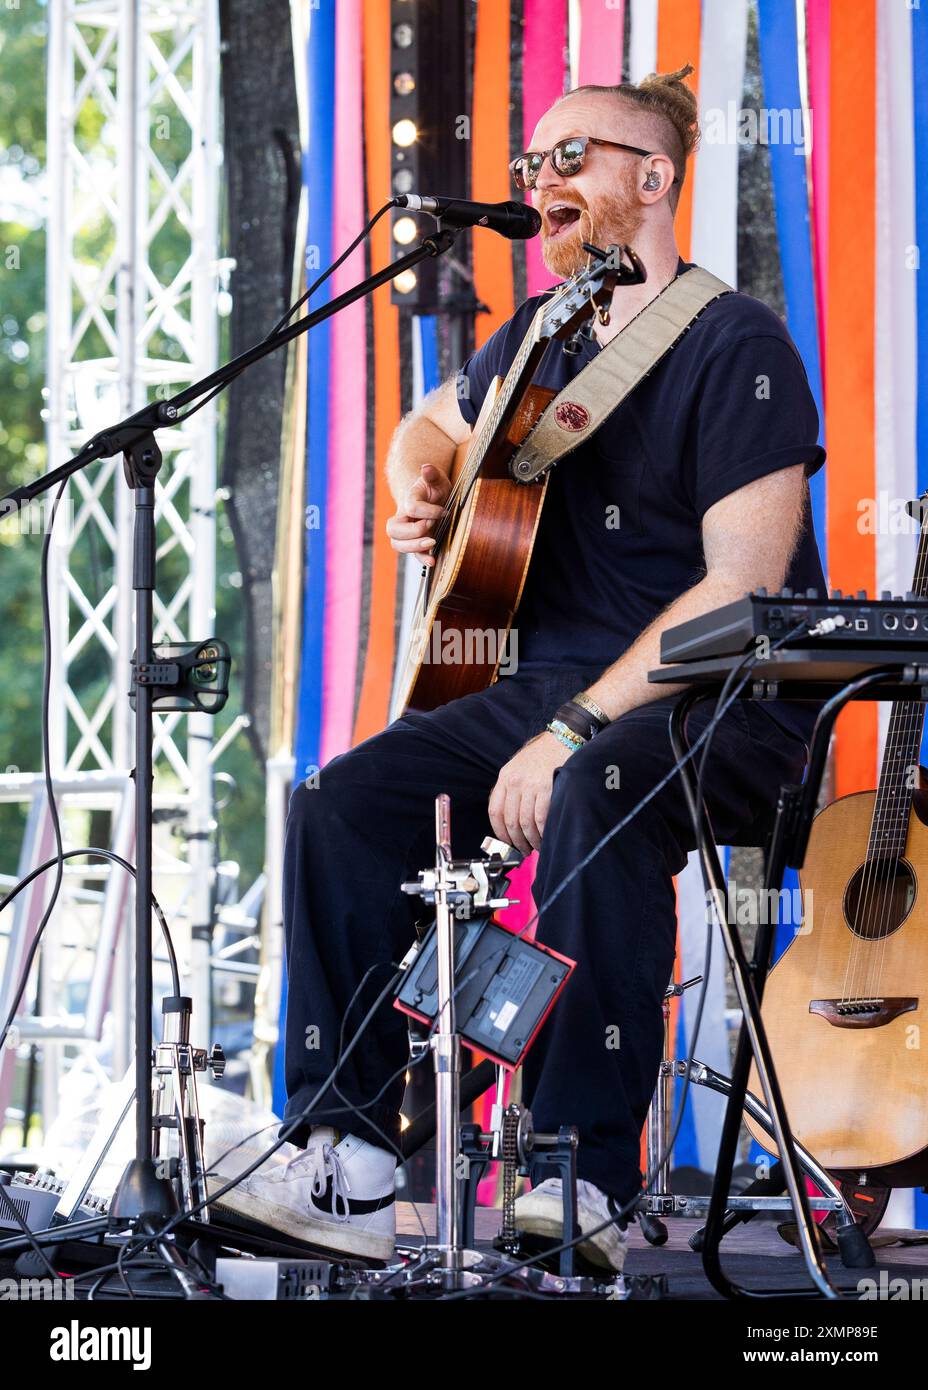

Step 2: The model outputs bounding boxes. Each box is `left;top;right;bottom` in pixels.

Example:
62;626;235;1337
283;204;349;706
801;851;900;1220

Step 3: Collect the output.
809;997;918;1029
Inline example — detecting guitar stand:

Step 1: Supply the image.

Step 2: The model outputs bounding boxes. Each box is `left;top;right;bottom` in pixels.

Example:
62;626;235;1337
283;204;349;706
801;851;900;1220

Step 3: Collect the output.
642;1053;872;1268
640;978;870;1268
668;663;913;1299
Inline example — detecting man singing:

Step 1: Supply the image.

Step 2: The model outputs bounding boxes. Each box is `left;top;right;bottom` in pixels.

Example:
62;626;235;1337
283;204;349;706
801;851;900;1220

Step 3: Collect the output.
224;66;825;1272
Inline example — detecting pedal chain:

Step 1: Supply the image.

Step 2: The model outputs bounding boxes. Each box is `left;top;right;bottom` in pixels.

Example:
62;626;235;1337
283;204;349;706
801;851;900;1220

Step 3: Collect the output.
499;1103;520;1245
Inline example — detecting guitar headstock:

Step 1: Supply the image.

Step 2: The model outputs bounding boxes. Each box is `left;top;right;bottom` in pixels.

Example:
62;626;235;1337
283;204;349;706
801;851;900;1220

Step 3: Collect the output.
537;244;646;344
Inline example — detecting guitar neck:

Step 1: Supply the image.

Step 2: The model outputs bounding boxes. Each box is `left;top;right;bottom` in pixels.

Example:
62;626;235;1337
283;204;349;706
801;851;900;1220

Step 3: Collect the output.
457;301;556;493
868;501;928;860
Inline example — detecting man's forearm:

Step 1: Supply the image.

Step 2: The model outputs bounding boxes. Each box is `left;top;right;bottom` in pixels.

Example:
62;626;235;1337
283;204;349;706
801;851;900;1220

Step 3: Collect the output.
579;571;751;723
385;413;456;505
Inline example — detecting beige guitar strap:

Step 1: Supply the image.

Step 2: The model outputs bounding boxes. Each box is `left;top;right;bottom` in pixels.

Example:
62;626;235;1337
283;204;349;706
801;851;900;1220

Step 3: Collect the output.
510;265;734;483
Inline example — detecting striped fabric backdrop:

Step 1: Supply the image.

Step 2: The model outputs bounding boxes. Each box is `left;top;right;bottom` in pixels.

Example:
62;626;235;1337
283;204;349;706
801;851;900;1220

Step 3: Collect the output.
276;0;928;1227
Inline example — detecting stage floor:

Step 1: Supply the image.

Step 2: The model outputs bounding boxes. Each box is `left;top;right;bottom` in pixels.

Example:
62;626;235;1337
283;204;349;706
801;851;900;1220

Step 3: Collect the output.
4;1203;927;1302
398;1202;928;1298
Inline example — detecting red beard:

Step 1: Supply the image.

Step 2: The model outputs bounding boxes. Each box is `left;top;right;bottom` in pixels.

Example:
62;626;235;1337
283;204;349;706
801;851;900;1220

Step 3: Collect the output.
541;165;644;279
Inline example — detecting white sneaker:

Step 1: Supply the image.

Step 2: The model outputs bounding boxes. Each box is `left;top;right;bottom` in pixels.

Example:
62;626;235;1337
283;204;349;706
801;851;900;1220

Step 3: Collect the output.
212;1126;397;1261
513;1177;630;1272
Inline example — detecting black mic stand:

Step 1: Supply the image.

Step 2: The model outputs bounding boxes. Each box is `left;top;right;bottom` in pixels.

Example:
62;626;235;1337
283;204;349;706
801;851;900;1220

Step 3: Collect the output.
0;224;463;1272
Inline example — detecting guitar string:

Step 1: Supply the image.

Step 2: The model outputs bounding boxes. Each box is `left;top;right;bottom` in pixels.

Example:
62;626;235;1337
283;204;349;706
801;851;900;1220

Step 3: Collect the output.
846;701;900;1004
844;525;928;1006
861;710;917;1002
861;530;928;1003
863;697;924;1005
426;325;537;556
430;247;666;557
431;243;622;552
429;295;557;552
840;626;900;1002
845;531;927;1004
406;289;568;681
866;651;927;1004
840;727;883;1004
846;628;921;1003
421;305;928;1010
415;247;640;681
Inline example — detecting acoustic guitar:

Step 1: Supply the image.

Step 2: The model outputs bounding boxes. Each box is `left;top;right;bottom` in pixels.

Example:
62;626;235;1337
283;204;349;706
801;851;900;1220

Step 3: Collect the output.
392;249;630;717
745;501;928;1185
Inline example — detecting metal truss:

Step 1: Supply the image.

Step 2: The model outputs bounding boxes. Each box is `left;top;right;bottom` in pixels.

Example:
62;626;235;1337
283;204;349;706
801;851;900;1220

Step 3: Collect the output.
0;0;223;1137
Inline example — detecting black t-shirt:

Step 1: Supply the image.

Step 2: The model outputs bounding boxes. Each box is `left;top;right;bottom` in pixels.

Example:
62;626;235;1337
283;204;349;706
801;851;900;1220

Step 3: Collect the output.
456;263;827;746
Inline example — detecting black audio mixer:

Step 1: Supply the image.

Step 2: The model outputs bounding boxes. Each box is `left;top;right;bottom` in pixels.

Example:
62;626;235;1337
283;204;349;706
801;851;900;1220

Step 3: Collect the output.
660;589;928;665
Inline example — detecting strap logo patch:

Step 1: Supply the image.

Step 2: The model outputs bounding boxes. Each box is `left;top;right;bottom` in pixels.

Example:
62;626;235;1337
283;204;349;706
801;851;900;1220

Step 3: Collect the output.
553;401;590;432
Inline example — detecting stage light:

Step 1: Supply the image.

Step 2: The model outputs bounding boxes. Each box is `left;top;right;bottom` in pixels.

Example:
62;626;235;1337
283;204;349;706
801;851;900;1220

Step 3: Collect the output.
392;118;417;148
394;270;418;295
389;0;467;313
393;216;418;246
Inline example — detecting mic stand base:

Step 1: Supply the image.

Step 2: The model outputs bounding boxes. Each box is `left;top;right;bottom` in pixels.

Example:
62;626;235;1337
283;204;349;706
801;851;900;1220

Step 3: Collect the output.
110;1158;178;1225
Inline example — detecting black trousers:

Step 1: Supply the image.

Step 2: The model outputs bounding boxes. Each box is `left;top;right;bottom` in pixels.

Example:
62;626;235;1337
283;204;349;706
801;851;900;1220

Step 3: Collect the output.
280;663;808;1204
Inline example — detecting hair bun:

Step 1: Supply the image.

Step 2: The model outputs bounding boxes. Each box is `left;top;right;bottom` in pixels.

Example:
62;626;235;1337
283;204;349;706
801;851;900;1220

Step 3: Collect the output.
630;64;699;159
640;63;695;87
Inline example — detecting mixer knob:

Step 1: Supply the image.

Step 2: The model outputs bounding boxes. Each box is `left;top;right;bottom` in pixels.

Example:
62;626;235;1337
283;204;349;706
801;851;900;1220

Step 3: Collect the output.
829;589;843;600
781;586;793;599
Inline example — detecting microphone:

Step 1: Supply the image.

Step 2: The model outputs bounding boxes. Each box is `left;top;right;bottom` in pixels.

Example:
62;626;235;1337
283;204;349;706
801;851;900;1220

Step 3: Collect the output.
393;195;542;241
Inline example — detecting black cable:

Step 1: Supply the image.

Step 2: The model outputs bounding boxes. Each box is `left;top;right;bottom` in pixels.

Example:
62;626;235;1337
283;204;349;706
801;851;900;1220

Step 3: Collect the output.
327;966;432;1247
0;847;181;1055
1;466;183;1052
3;200;406;1297
203;959;402;1176
628;620;811;1202
0;200;399;1041
172;201;394;426
0;1178;60;1280
509;653;778;944
65;648;805;1299
86;1236;137;1302
672;619;813;1183
58;626;807;1293
15;480;71;1035
0;482;104;1046
203;935;513;1201
167;646;790;1298
82;1233;229;1301
107;956;480;1289
440;622;818;1300
107;964;406;1274
267;201;394;338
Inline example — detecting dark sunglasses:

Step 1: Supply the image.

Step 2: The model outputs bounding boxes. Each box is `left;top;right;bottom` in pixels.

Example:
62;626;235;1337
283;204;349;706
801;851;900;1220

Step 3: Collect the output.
509;135;657;190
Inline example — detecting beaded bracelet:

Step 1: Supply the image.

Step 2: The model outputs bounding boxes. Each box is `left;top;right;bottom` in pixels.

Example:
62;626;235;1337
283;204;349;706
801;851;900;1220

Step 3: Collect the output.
553;698;607;743
546;719;585;754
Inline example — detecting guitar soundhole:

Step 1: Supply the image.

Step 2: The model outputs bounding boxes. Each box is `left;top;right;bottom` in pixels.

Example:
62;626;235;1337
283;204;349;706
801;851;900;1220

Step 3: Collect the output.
843;858;916;940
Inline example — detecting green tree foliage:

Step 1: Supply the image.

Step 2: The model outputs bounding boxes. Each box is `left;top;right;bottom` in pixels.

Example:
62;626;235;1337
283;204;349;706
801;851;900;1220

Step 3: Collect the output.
0;2;51;864
0;2;264;892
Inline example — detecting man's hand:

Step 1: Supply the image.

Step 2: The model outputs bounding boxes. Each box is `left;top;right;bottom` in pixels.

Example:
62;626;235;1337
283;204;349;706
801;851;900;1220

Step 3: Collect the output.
489;732;572;854
386;463;451;568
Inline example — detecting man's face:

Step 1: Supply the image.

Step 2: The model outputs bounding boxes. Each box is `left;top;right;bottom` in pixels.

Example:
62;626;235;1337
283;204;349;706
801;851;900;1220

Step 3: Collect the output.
526;95;647;279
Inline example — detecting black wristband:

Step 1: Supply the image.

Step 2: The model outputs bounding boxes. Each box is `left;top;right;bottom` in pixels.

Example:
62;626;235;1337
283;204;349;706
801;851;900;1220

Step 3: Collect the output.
553;699;606;742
